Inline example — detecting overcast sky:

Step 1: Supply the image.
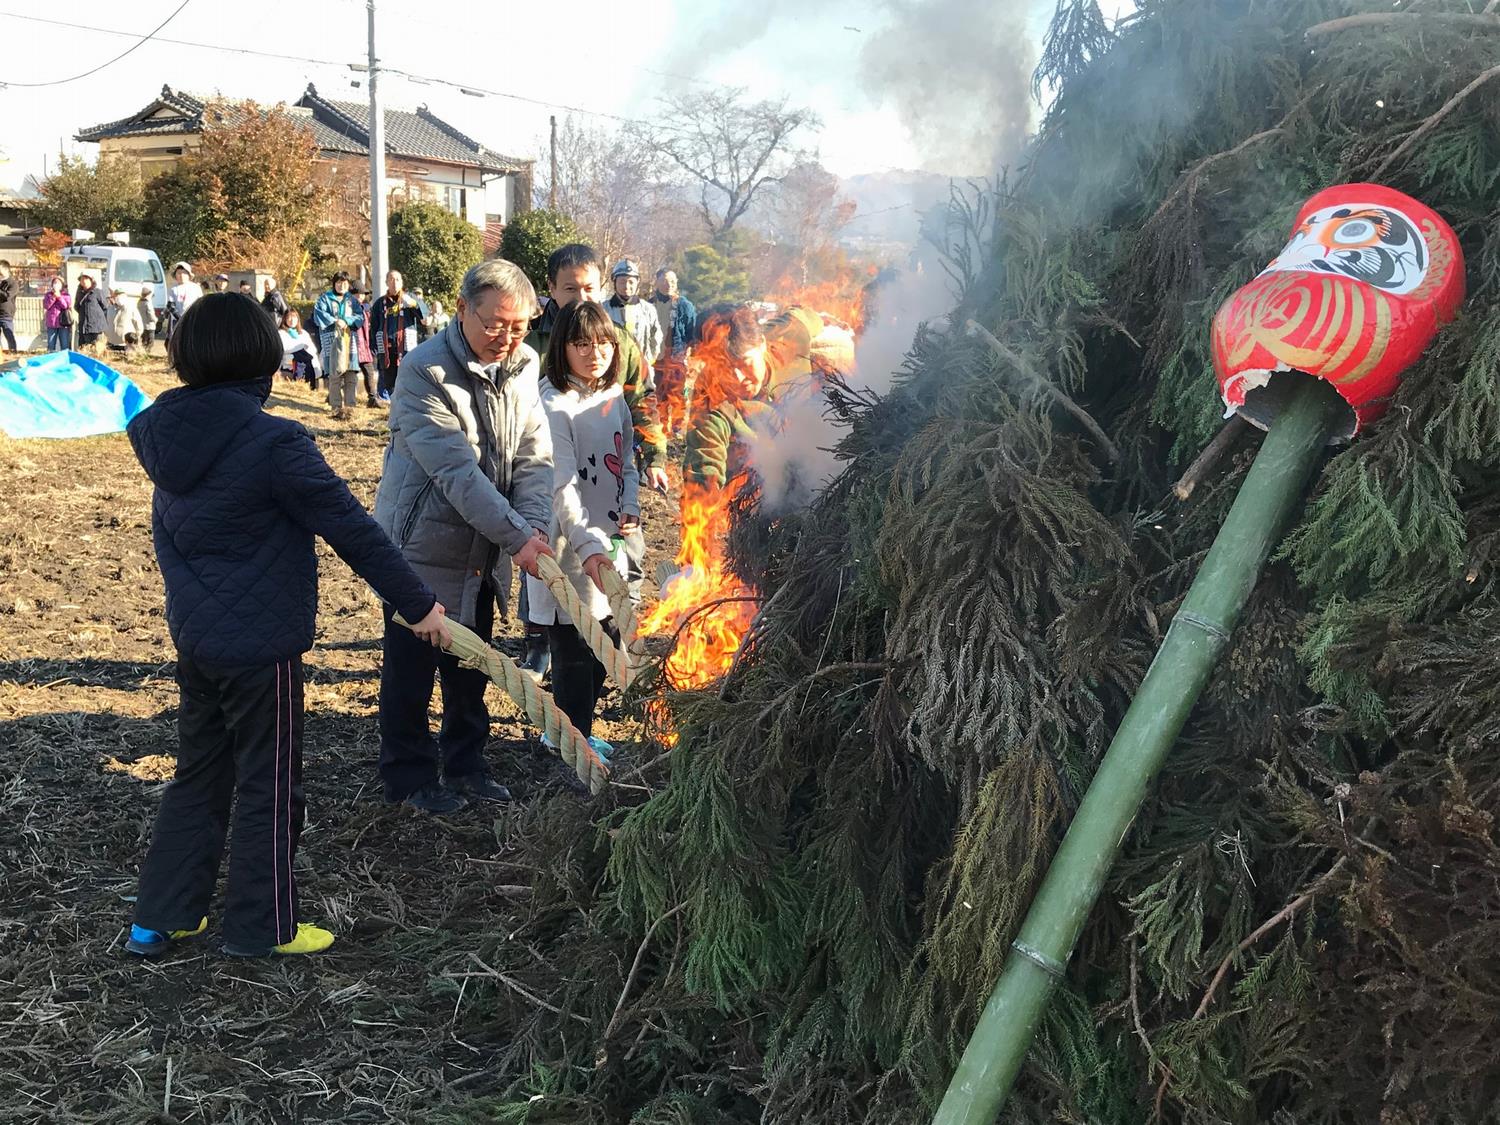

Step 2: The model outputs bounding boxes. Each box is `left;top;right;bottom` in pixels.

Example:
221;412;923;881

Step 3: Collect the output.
0;0;1133;192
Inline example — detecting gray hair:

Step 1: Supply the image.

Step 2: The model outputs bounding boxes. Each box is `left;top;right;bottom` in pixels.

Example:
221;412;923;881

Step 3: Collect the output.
459;258;538;315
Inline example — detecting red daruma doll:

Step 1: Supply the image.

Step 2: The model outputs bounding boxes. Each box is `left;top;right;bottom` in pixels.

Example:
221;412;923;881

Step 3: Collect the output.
1212;183;1465;439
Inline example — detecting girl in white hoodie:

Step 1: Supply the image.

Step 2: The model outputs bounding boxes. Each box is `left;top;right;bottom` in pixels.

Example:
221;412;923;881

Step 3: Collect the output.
525;300;640;756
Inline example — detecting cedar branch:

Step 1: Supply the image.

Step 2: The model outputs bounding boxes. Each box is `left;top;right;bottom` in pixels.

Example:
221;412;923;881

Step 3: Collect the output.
1152;856;1348;1116
596;902;687;1067
1371;64;1500;180
965;319;1121;462
1305;12;1500;37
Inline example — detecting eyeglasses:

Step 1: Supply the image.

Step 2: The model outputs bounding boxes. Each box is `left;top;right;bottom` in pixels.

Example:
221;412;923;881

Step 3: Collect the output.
569;339;616;354
471;315;532;337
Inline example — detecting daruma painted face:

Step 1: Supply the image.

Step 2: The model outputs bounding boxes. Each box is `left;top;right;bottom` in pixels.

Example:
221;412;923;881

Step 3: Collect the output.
1211;183;1464;440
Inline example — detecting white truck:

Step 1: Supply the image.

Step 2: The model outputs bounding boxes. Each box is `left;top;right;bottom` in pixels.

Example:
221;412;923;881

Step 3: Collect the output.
60;243;168;347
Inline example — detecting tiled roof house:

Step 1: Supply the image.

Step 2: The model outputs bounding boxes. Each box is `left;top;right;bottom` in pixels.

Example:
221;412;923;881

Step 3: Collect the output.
76;84;533;233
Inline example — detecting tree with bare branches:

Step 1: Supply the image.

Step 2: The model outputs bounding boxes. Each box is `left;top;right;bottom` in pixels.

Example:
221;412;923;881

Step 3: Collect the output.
631;89;820;238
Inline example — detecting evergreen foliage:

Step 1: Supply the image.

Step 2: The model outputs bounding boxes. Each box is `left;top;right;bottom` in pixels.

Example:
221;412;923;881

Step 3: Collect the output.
677;242;751;306
388;201;484;305
31;154;146;240
449;3;1500;1121
501;208;583;293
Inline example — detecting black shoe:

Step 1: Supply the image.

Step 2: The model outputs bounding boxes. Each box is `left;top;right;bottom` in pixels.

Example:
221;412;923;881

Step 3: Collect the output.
447;772;513;803
520;628;550;680
400;782;468;814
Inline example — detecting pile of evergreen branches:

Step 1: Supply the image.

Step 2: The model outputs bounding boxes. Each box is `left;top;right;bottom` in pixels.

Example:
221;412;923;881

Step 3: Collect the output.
447;3;1500;1121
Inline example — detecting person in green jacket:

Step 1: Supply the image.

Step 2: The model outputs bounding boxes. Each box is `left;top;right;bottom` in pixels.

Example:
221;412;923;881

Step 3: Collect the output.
681;303;836;492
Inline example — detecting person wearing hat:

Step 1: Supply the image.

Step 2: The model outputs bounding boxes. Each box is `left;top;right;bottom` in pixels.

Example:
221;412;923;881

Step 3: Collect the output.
213;274;231;294
166;263;201;338
681;303;851;498
311;271;365;420
110;286;145;353
606;259;663;377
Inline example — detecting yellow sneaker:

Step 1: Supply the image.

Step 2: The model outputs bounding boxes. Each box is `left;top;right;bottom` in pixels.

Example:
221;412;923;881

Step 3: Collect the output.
126;916;208;957
272;923;335;955
224;922;335;958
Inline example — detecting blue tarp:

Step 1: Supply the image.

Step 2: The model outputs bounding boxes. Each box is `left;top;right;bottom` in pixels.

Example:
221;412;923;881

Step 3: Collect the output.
0;351;152;439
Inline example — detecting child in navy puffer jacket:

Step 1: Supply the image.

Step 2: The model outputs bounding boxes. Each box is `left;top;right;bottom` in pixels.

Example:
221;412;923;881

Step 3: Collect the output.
124;293;452;959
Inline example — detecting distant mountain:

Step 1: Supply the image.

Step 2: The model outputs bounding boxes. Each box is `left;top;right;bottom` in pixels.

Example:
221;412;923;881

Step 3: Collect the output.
838;170;953;257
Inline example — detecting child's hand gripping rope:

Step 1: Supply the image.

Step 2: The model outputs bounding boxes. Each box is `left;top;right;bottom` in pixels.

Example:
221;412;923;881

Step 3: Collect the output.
535;554;635;690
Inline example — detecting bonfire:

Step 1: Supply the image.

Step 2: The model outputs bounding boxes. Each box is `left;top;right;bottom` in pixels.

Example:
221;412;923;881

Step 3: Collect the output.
641;288;863;693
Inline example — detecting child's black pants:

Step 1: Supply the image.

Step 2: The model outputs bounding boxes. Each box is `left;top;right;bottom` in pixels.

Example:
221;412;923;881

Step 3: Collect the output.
548;618;619;739
134;657;305;950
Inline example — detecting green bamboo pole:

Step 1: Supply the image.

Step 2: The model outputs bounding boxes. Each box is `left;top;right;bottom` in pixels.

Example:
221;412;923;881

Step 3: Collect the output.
933;375;1345;1125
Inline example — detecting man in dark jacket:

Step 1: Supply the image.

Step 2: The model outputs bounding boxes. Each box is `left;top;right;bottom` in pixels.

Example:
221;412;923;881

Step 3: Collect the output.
648;268;697;437
261;277;290;323
373;258;555;813
125;292;449;956
371;269;424;396
0;260;17;355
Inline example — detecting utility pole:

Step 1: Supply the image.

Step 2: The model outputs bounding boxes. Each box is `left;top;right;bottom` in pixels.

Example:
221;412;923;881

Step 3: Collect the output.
367;0;389;289
549;115;558;210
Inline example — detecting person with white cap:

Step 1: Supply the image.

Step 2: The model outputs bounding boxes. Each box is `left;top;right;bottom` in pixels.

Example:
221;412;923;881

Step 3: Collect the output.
606;259;663;377
166;262;201;338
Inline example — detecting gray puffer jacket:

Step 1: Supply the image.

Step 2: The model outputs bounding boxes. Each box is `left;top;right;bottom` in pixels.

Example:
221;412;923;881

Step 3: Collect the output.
373;318;553;626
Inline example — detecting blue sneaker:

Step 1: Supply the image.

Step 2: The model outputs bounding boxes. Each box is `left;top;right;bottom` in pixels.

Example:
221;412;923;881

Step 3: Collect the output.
125;916;208;957
587;736;614;765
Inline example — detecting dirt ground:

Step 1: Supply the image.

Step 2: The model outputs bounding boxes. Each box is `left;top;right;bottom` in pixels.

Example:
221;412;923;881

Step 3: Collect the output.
0;356;680;1124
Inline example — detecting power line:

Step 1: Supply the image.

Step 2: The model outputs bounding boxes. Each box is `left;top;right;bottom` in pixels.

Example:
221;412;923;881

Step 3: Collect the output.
0;0;198;88
0;10;349;69
376;64;643;124
0;9;643;125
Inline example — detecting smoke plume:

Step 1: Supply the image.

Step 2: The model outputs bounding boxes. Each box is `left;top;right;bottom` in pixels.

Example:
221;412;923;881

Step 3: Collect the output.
859;0;1040;176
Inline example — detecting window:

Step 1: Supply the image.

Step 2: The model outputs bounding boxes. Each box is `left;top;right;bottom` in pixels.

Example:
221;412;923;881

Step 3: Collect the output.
444;186;466;217
115;257;164;284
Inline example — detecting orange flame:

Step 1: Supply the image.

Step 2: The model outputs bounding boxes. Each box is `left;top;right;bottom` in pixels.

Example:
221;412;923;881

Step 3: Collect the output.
641;482;756;691
763;273;871;333
641;280;867;699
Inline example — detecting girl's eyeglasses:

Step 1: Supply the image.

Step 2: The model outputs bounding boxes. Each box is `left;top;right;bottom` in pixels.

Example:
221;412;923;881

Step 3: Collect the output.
569;339;616;354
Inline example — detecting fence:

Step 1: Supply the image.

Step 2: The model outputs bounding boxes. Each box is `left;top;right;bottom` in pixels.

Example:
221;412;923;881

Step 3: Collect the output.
9;297;46;351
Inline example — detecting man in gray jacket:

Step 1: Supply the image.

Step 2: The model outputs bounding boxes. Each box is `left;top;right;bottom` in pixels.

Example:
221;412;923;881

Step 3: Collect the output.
374;259;555;813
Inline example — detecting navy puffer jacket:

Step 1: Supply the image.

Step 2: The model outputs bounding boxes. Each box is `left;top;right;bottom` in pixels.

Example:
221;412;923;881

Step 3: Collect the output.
128;376;436;665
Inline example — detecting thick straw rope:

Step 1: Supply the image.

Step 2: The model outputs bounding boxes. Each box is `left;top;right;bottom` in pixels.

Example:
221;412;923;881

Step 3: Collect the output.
596;565;644;664
394;613;609;795
535;554;633;690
